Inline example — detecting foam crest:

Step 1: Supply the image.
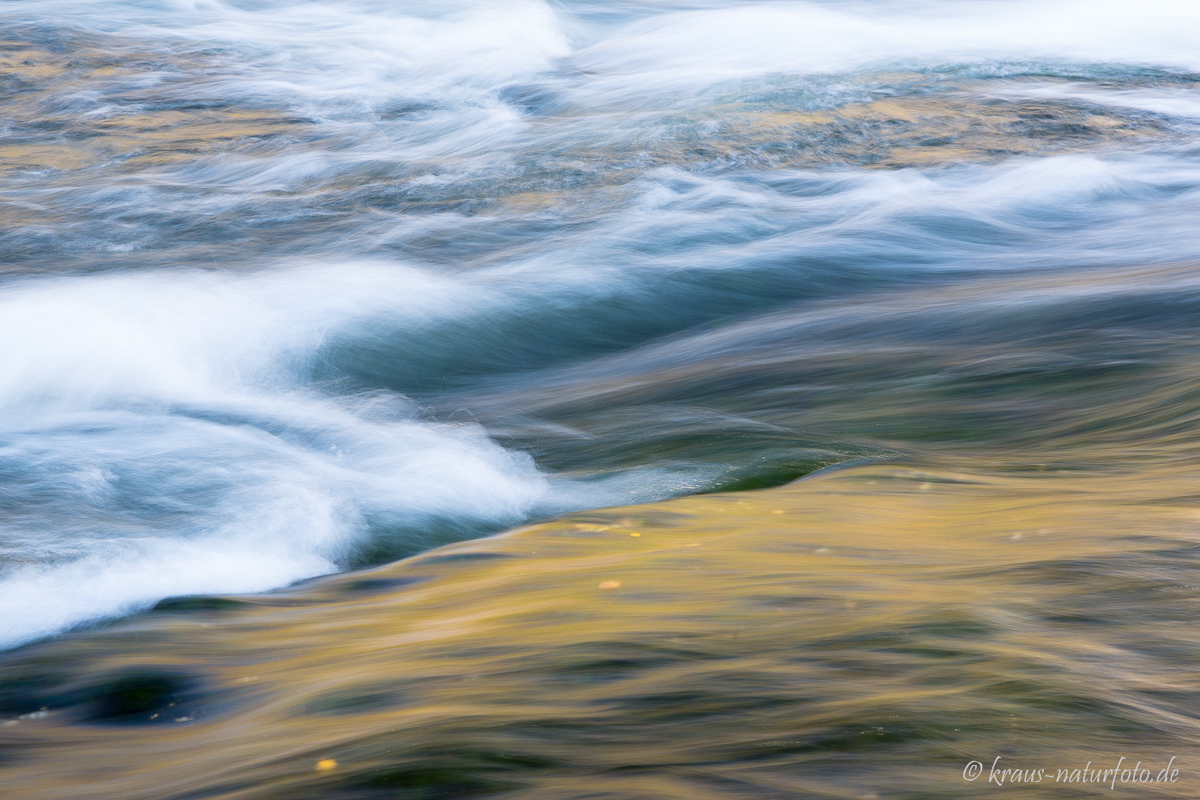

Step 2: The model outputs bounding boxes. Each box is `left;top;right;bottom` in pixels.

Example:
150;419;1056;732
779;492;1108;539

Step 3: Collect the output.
571;0;1200;99
989;82;1200;120
0;263;485;410
5;0;569;103
0;263;532;648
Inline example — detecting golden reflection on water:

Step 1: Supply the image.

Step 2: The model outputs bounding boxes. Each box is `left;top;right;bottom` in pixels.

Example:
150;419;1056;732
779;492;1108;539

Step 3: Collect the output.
0;33;1174;218
3;464;1199;799
0;39;302;174
491;84;1171;213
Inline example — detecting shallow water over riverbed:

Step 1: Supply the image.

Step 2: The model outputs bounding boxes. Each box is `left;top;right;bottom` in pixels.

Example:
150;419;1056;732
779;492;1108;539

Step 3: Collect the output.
2;0;1200;797
4;466;1200;799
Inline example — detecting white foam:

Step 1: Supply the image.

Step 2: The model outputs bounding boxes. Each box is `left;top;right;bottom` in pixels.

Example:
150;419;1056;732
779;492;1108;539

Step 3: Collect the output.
0;262;481;410
0;263;534;648
570;0;1200;100
5;0;1200;650
15;0;1200;113
5;0;570;102
0;401;551;649
0;254;749;648
988;81;1200;120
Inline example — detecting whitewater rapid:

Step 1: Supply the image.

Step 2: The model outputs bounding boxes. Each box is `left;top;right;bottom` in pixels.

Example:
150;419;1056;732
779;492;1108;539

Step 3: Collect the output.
3;0;1200;647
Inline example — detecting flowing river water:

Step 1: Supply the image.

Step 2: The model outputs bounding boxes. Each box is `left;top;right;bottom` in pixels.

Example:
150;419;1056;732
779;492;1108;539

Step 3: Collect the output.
2;1;1200;798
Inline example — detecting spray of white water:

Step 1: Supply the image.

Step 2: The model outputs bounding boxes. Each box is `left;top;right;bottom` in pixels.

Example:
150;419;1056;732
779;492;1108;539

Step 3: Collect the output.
3;0;1200;647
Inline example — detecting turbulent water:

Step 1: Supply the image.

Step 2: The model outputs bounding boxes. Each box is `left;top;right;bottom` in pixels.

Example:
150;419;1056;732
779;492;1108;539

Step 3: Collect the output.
3;1;1200;798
